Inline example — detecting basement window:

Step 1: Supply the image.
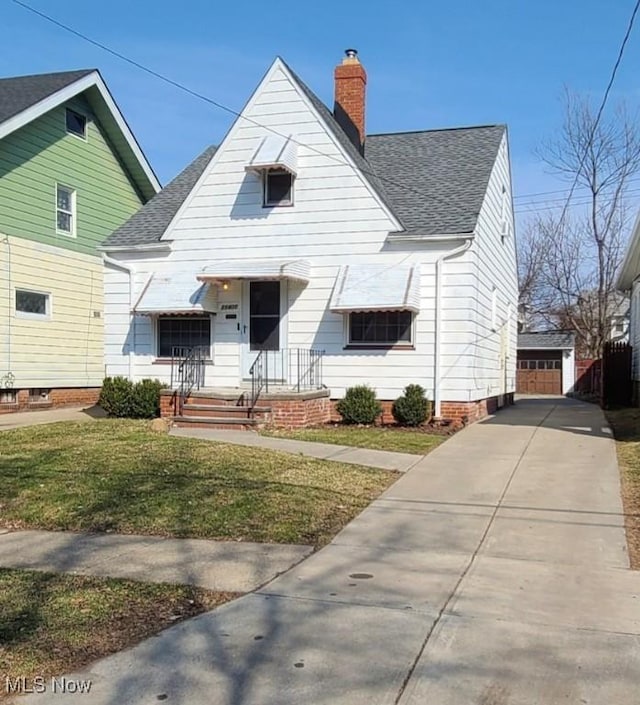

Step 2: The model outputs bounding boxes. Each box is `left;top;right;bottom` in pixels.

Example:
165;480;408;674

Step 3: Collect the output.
263;170;293;207
66;108;87;139
0;390;17;405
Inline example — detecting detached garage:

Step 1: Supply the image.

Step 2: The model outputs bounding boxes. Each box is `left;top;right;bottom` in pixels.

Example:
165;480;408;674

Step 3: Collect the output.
517;332;576;396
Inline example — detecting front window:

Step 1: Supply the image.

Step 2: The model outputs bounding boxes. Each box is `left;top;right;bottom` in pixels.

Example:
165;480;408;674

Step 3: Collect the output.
263;169;293;206
56;184;76;235
348;311;413;346
16;289;50;319
157;316;211;358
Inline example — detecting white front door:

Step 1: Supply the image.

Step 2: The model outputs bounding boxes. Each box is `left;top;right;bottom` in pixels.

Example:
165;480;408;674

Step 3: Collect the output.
241;280;287;381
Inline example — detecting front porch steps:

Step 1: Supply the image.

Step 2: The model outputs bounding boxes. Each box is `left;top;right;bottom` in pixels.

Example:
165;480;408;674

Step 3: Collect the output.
163;386;331;430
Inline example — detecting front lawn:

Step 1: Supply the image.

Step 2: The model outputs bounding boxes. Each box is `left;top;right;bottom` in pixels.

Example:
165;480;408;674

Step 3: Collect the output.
0;420;396;547
0;568;233;698
604;408;640;569
262;425;445;455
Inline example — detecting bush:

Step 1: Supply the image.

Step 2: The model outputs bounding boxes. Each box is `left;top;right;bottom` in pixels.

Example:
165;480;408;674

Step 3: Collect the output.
392;384;431;426
336;385;382;425
99;377;165;419
99;376;133;418
130;379;165;419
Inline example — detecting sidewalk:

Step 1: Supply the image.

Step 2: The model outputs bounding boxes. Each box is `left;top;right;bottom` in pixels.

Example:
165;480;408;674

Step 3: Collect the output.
0;529;312;592
17;398;640;705
170;426;423;472
0;405;104;431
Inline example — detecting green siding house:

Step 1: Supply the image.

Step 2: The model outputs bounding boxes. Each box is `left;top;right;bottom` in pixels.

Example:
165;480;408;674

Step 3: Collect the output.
0;70;159;411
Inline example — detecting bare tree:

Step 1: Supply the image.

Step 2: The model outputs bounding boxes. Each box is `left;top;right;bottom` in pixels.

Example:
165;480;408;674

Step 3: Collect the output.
519;91;640;357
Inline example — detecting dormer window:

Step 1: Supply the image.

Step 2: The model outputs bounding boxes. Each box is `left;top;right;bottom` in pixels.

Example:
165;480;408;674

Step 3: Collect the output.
264;169;293;207
246;134;297;208
65;108;86;139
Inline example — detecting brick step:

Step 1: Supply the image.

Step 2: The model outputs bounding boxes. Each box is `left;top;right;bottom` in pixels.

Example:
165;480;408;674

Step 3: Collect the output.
182;403;271;416
172;415;260;431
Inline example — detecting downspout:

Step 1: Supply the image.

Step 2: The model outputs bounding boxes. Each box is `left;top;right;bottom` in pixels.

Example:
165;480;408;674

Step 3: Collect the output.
1;235;13;388
102;254;136;380
434;238;473;418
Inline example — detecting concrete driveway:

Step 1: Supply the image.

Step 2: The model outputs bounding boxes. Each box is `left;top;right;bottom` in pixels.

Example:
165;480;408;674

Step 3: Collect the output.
18;397;639;704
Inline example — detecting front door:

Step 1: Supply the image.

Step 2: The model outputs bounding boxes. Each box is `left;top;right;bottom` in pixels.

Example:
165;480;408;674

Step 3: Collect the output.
241;281;284;380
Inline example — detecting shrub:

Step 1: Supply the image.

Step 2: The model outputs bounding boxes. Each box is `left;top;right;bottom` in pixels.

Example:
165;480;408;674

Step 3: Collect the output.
130;379;166;419
99;376;134;418
336;385;382;425
99;377;165;419
392;384;431;426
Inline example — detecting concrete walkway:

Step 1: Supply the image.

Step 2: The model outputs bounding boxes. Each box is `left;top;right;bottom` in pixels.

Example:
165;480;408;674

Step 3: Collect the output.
0;530;312;592
170;426;422;472
18;398;640;704
0;405;104;431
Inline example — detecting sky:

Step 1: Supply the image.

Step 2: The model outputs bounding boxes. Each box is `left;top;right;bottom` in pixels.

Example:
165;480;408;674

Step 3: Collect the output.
3;0;640;233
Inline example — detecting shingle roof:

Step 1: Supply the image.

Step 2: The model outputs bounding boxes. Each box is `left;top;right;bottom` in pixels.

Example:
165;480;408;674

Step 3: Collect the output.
101;62;506;248
0;69;95;125
365;126;505;237
518;331;576;349
103;145;217;247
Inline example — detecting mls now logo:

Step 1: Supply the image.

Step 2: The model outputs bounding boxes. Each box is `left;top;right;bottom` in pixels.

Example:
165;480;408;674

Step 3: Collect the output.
5;676;92;694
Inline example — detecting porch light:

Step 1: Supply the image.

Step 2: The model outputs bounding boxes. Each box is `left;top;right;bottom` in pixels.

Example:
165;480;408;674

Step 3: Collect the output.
221;281;229;291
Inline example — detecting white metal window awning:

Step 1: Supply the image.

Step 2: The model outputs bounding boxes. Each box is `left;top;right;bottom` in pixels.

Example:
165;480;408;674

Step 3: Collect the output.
197;259;310;284
133;272;218;316
330;264;421;313
245;134;298;175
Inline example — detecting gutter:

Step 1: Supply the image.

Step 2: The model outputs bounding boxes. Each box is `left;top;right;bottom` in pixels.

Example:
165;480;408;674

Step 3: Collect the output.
102;254;136;380
434;237;473;418
389;232;475;243
97;242;172;254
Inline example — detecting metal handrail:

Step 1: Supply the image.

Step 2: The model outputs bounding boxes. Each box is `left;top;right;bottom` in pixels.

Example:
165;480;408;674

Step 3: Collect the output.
171;346;207;414
248;348;324;409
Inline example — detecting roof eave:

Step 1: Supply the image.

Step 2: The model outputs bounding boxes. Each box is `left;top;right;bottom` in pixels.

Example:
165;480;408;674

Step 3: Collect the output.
388;230;475;242
97;241;172;253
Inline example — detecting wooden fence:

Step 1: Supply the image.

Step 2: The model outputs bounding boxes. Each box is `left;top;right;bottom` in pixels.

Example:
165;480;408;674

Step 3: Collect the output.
601;341;632;408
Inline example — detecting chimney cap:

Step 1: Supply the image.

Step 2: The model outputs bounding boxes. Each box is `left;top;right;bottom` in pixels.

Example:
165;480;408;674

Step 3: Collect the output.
344;48;359;59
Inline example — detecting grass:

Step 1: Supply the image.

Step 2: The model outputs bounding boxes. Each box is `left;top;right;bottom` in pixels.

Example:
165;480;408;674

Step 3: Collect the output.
0;419;396;547
0;567;234;698
262;424;445;455
604;408;640;569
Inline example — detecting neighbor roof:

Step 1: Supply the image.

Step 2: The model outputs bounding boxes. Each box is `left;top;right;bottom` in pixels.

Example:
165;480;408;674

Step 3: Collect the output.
103;145;218;247
518;331;575;349
0;69;94;124
0;69;160;200
101;59;505;248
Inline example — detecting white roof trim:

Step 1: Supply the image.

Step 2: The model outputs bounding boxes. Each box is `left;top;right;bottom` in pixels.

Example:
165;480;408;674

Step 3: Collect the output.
245;134;297;175
0;71;160;198
617;209;640;291
330;264;420;313
133;272;217;316
197;259;310;283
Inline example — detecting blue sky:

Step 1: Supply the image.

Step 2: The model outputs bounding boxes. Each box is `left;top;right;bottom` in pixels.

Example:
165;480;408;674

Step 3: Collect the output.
4;0;640;230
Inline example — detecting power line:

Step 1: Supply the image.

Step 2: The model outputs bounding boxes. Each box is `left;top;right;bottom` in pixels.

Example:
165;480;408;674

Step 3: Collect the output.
552;0;640;229
513;175;640;202
10;0;453;214
514;187;640;215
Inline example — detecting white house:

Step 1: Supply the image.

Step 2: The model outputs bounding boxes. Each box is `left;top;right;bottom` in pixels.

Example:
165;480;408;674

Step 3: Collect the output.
100;51;518;427
617;212;640;401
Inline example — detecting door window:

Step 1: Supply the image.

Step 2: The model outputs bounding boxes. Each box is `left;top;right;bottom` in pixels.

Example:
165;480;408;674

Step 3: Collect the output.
250;281;280;351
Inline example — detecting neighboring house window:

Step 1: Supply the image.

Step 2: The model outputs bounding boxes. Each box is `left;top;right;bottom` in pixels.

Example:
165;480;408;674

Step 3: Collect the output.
66;108;87;138
56;185;76;235
157;316;211;358
263;169;293;206
348;311;413;346
15;289;50;319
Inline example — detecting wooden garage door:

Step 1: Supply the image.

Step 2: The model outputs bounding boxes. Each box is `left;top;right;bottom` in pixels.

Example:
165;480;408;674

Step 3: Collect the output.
516;359;562;395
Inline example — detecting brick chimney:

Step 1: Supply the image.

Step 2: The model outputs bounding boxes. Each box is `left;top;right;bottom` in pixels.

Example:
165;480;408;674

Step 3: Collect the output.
334;49;367;153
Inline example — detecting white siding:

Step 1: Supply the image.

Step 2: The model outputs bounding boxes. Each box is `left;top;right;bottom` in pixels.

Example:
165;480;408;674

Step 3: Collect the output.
104;262;131;378
448;134;518;402
562;349;576;394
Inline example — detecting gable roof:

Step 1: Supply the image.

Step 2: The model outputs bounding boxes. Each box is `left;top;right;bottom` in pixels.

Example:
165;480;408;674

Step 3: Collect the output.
518;331;575;349
102;145;217;248
0;69;160;200
0;69;94;124
100;58;506;249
